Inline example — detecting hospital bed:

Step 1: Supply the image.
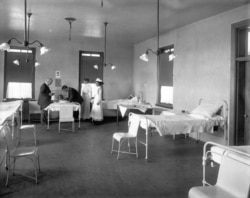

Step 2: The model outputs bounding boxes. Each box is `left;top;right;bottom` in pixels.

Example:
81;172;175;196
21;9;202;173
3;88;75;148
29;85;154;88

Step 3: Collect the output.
102;99;152;124
0;100;23;136
130;99;228;160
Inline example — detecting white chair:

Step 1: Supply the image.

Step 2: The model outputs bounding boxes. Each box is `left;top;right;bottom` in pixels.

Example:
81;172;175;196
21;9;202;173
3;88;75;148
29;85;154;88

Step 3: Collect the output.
111;113;140;160
188;151;250;198
17;124;37;146
58;105;75;132
1;125;40;186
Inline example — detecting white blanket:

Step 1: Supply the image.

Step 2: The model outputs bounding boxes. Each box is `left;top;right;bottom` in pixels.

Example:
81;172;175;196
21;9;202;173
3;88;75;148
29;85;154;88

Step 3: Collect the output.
102;99;140;110
0;100;23;125
45;102;81;111
134;113;225;136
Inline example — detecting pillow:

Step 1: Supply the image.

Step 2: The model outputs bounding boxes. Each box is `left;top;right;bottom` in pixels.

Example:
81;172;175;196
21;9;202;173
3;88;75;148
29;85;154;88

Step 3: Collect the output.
190;103;222;118
160;111;175;116
189;113;207;119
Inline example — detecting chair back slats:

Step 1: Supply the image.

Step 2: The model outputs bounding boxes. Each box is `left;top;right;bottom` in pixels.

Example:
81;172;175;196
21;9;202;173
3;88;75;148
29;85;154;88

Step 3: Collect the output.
59;105;74;120
128;113;140;137
217;152;250;198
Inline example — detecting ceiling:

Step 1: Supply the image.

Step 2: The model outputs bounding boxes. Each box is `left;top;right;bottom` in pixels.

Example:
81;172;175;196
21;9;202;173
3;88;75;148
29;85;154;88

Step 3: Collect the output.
0;0;249;46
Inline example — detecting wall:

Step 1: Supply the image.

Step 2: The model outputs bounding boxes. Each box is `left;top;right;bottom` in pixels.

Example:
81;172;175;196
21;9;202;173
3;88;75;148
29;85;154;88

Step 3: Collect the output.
0;34;133;101
134;4;250;144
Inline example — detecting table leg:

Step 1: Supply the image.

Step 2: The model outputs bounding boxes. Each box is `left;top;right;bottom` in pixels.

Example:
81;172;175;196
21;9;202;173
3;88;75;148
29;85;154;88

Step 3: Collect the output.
20;108;23;126
11;114;15;138
117;105;119;127
78;109;81;129
145;119;148;161
47;110;50;130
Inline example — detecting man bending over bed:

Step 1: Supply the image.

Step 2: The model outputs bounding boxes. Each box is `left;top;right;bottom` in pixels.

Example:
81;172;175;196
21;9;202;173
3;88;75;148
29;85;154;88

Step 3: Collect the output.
62;85;84;120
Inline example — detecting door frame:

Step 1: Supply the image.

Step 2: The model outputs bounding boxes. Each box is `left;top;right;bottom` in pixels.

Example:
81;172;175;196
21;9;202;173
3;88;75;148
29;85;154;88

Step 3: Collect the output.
78;50;104;92
230;19;250;145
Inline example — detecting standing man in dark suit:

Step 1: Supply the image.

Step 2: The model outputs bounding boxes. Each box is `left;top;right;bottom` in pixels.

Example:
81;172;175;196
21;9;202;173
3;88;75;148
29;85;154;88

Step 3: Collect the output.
38;78;54;124
62;85;83;104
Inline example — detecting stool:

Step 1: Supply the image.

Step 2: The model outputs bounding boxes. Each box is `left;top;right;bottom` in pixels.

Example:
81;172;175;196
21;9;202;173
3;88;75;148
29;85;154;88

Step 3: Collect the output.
17;125;37;146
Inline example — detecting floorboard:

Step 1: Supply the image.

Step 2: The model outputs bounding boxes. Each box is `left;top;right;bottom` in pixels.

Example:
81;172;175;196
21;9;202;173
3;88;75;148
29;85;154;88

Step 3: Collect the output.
0;118;218;198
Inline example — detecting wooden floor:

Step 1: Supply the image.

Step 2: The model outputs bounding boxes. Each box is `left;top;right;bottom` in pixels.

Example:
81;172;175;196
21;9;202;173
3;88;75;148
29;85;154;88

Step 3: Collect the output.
0;118;218;198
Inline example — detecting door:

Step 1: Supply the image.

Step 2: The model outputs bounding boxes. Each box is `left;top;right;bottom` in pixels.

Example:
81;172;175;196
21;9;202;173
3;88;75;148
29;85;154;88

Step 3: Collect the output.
236;61;250;145
235;25;250;145
79;51;103;91
244;62;250;144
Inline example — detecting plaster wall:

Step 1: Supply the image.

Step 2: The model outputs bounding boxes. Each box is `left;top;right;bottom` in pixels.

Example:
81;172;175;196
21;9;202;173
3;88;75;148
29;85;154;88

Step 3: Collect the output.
0;36;133;101
134;4;250;110
134;4;250;144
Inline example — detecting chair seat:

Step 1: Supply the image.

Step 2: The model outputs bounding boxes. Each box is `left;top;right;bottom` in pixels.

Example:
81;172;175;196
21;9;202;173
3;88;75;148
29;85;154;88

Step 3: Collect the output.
113;132;136;141
10;147;38;157
189;186;238;198
59;117;74;122
20;124;35;130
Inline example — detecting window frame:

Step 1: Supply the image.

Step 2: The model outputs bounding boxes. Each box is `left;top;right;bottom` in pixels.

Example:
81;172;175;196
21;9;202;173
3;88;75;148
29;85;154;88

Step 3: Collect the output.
4;46;36;99
156;45;174;109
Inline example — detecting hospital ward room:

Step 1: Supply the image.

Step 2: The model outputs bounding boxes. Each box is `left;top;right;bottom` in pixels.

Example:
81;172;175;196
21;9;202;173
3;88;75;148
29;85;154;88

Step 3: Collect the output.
0;0;250;197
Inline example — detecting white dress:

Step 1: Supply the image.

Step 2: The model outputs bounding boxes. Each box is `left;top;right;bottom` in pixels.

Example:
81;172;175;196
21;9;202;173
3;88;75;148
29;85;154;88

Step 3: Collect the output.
90;86;103;121
81;84;92;119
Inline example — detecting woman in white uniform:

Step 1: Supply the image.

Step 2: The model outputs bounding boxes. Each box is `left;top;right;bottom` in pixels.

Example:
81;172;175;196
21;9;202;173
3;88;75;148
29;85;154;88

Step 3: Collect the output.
90;78;104;123
81;78;92;120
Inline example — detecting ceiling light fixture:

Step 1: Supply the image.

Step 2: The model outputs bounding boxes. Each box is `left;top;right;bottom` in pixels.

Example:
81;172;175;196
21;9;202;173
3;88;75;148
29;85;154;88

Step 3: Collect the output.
92;22;117;70
103;22;116;70
65;17;76;41
13;59;20;66
139;0;175;62
0;0;50;57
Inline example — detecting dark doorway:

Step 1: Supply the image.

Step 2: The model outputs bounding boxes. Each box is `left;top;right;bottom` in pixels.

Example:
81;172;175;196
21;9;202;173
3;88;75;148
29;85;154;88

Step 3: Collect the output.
235;24;250;145
79;51;103;92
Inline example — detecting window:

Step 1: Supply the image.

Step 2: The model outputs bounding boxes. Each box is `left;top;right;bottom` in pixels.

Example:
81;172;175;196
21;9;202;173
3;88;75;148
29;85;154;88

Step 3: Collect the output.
4;47;36;99
7;82;32;98
156;45;174;108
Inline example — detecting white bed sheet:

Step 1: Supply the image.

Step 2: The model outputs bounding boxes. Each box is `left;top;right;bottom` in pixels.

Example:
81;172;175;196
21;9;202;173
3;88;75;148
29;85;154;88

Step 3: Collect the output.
135;113;225;136
45;101;81;130
0;100;23;125
102;99;139;110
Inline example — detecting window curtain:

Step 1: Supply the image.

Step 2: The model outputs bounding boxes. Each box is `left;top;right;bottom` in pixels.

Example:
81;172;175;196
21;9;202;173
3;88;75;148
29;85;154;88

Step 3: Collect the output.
6;82;32;99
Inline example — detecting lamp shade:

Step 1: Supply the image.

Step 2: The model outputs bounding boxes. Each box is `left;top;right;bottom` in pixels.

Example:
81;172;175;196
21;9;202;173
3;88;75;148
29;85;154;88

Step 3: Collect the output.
111;65;116;70
139;53;149;62
93;65;99;70
169;53;176;61
40;46;50;55
0;42;10;51
13;59;20;65
35;61;41;67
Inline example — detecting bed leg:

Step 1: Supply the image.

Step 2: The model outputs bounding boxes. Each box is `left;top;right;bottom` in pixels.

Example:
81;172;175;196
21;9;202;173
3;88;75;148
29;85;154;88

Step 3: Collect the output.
145;119;149;161
196;132;200;143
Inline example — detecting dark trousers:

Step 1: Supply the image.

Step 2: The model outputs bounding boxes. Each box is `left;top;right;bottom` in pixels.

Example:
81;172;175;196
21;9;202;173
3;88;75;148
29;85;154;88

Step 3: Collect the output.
40;110;48;124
